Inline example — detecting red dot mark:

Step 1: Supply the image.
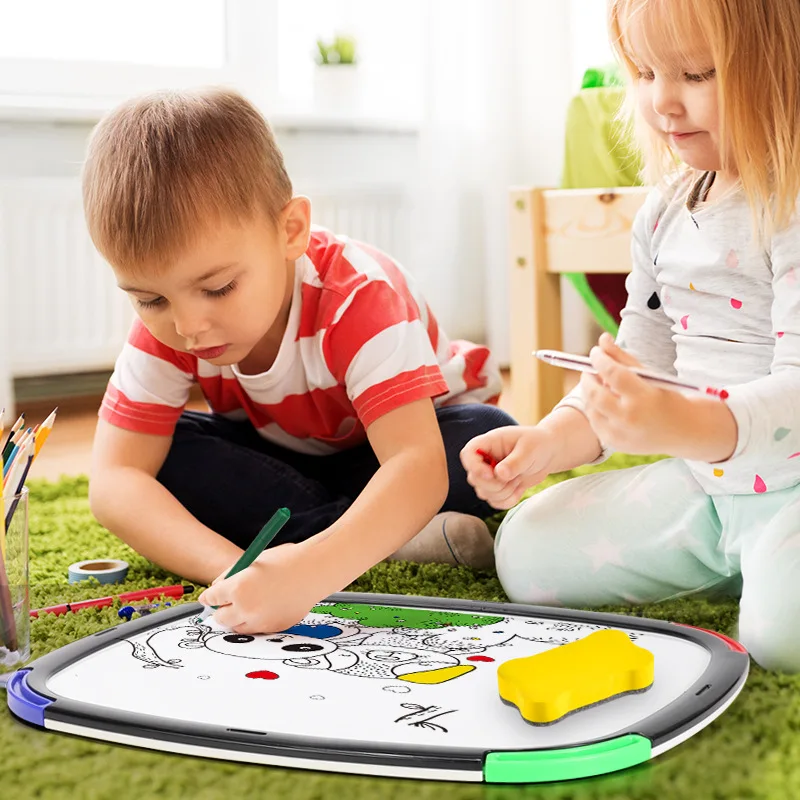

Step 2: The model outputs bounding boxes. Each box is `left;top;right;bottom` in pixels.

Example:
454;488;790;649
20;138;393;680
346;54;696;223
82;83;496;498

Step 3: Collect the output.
730;298;743;310
777;332;785;338
467;655;495;663
754;475;767;494
246;670;279;680
680;315;689;330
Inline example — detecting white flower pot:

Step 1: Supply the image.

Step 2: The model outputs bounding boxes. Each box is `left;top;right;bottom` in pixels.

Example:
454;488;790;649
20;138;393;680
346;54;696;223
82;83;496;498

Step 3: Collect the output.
313;64;362;114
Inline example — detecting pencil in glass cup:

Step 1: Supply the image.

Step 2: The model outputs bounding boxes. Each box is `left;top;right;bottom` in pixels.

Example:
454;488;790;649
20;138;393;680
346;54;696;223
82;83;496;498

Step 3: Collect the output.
534;350;729;400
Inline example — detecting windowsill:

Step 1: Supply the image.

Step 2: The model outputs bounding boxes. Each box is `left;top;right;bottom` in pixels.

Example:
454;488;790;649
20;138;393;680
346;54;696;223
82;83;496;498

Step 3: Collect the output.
0;94;421;134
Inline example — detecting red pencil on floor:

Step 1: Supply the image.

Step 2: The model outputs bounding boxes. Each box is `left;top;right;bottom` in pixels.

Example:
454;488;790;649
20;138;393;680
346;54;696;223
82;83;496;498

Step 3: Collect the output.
30;584;195;618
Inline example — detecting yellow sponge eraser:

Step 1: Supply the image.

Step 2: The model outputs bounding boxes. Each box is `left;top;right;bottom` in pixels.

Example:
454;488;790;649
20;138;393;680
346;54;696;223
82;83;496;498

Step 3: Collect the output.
497;629;654;725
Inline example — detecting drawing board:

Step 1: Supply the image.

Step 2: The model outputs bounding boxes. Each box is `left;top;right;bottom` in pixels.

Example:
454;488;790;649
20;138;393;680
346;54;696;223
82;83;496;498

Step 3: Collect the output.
7;593;749;783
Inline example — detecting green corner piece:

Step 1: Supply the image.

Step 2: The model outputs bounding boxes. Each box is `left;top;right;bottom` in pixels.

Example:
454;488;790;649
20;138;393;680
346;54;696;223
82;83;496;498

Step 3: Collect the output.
484;734;652;784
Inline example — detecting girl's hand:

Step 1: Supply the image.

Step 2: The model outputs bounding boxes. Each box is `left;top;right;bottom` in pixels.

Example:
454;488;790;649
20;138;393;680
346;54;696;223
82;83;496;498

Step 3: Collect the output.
581;333;686;455
460;425;559;510
197;542;321;634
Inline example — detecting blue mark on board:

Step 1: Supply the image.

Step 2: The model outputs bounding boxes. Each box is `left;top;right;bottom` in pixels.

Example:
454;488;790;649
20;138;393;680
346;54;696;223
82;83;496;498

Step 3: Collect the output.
282;624;343;639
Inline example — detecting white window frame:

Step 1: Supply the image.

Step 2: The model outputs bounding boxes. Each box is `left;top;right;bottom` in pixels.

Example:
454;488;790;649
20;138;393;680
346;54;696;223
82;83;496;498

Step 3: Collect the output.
0;0;278;108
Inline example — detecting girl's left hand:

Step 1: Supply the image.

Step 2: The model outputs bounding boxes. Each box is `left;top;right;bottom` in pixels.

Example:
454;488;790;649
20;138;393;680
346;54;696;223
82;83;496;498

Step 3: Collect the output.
580;333;686;455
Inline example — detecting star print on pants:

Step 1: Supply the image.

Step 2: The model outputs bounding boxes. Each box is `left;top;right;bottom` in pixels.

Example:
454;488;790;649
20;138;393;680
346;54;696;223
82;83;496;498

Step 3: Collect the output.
581;536;626;572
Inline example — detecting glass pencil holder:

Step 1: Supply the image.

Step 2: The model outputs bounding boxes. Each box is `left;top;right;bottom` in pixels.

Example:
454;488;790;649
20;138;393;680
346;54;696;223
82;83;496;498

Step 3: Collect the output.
0;487;30;672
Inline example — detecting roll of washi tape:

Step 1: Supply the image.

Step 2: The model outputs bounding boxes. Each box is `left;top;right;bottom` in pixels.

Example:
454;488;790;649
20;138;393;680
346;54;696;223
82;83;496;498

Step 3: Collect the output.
68;559;129;585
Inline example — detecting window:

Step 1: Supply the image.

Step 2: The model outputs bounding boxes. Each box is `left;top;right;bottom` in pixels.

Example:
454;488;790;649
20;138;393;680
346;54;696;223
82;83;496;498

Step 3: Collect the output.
0;0;425;122
0;0;276;106
277;0;425;121
0;0;226;68
569;0;615;90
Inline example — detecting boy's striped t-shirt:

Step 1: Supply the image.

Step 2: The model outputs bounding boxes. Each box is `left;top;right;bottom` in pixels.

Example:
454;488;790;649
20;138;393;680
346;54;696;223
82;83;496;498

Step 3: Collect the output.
100;229;502;455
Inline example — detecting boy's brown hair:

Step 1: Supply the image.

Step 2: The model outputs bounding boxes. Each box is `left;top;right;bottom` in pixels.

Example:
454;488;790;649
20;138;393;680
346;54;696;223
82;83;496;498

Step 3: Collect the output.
82;87;293;272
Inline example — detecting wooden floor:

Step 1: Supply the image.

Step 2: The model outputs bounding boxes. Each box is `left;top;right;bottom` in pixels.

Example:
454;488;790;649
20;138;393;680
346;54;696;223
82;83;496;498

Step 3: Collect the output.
26;370;519;481
26;398;99;482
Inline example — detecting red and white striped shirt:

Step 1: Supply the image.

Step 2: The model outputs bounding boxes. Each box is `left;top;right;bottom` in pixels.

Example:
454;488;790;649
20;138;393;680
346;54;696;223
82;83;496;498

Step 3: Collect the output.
100;229;502;455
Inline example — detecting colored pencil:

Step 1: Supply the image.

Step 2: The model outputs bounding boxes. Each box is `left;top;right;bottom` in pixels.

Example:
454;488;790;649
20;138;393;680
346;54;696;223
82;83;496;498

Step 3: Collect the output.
30;584;196;618
1;413;23;460
0;427;3;561
3;439;31;498
4;440;34;531
3;410;57;530
3;427;33;486
0;408;58;650
3;424;26;464
0;443;16;650
1;443;16;479
199;507;291;618
0;445;7;648
534;349;730;400
33;408;57;459
0;554;15;650
475;448;499;469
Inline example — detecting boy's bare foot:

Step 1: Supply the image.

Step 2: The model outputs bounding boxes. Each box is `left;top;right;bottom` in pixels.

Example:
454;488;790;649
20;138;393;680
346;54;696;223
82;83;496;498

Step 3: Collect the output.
388;512;495;570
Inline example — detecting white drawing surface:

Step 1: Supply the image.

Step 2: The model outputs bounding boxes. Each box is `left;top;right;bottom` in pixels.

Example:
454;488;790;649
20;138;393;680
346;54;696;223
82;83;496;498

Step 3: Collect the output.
46;601;711;750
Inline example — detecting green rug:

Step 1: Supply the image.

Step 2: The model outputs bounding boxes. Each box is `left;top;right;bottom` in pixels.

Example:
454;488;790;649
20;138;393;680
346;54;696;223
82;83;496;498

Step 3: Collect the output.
1;459;798;800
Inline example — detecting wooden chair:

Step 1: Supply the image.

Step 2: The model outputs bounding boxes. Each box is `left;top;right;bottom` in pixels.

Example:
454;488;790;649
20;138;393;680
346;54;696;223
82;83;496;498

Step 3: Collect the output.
508;186;650;424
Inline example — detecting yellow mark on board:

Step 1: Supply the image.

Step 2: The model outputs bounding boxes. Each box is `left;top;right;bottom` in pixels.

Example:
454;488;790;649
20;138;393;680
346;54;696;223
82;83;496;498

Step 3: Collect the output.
399;664;476;684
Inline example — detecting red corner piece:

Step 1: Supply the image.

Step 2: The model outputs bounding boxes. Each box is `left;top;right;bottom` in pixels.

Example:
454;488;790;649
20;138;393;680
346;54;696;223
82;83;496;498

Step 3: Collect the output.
676;624;748;654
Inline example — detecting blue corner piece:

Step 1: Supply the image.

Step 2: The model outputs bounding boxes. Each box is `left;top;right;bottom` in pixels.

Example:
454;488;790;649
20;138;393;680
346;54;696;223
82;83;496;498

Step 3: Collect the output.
6;669;53;727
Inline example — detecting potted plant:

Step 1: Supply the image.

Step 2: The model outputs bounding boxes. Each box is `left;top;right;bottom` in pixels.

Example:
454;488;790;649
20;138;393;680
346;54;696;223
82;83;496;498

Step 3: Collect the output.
313;34;361;113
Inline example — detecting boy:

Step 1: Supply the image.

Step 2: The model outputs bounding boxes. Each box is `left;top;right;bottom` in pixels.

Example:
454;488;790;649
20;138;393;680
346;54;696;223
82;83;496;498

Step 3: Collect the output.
84;87;513;634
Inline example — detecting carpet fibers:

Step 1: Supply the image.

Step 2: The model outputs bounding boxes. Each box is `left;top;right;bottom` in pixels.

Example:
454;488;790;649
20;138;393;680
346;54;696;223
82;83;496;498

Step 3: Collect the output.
1;465;799;800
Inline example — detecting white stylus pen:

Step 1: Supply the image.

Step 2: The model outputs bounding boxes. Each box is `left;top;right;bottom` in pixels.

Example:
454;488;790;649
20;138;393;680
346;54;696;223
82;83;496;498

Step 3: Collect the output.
534;349;729;400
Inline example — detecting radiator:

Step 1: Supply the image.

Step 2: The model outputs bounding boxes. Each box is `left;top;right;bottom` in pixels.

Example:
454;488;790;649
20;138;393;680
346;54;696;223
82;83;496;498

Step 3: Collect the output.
304;186;411;266
0;179;409;407
1;178;132;378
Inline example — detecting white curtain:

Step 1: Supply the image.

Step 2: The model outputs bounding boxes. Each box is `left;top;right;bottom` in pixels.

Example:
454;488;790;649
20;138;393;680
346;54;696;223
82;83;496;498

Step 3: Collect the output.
410;0;574;363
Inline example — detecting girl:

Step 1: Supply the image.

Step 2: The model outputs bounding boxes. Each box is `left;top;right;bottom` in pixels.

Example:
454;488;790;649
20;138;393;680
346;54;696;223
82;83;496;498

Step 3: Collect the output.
462;0;800;672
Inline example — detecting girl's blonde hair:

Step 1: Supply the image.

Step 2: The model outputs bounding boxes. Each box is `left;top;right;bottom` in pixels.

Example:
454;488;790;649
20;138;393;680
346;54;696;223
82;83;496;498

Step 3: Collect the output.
609;0;800;235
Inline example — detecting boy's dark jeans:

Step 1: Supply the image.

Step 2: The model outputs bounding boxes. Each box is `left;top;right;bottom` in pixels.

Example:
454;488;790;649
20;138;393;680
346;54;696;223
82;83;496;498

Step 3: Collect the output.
157;404;516;550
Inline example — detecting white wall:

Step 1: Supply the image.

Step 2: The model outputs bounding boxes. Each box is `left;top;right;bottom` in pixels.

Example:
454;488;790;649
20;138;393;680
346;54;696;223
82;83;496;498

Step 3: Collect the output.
0;121;91;177
0;119;420;273
497;2;574;359
569;0;615;88
481;1;599;362
0;1;593;370
0;120;419;184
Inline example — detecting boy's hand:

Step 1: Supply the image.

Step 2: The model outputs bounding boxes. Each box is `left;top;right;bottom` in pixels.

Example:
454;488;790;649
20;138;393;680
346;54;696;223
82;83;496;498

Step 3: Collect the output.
197;542;321;634
461;426;559;510
581;333;687;455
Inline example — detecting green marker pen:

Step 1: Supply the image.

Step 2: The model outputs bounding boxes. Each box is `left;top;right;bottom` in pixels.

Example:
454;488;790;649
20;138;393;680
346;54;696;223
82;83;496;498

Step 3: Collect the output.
198;507;291;621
